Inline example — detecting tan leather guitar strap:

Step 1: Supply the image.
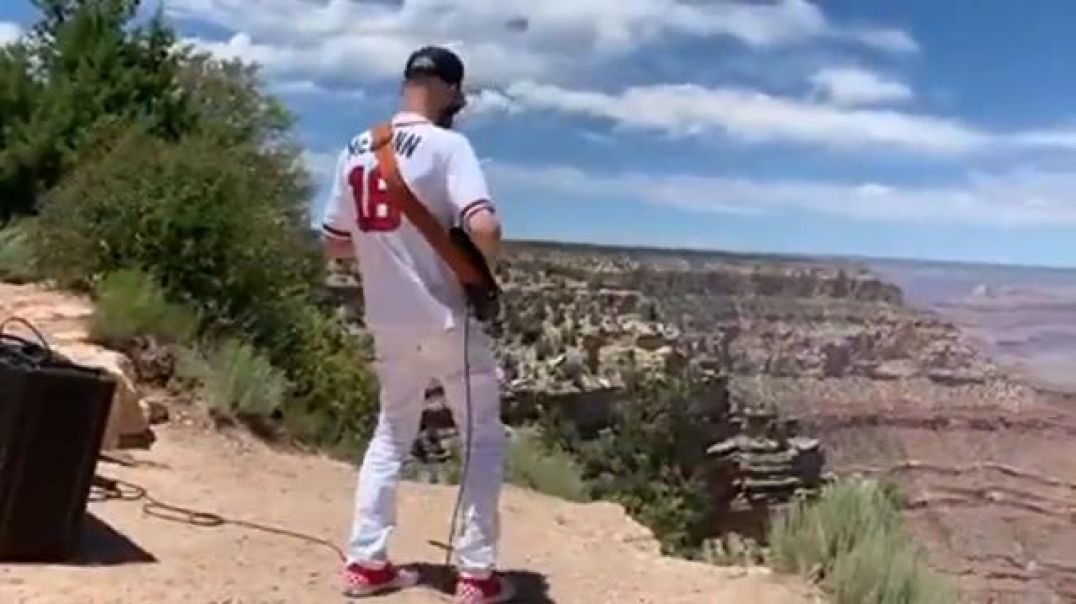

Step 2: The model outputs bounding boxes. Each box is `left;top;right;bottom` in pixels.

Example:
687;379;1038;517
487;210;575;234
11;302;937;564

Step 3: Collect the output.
370;122;485;287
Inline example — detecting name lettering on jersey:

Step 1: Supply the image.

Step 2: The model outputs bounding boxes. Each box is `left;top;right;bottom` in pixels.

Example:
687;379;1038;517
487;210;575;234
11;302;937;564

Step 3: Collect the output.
346;130;423;159
347;133;370;157
392;130;422;158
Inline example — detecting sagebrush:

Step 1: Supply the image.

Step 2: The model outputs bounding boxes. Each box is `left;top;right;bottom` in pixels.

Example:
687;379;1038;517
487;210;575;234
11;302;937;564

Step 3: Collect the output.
177;338;289;419
504;428;589;502
0;219;36;283
89;268;198;347
768;479;955;604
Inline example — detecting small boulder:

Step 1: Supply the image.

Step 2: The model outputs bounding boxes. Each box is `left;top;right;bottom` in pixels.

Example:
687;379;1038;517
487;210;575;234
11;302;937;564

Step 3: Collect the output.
55;343;152;450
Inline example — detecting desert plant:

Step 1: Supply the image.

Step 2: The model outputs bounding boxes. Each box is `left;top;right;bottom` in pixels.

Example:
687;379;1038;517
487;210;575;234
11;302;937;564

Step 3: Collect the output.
504;428;589;502
89;268;198;347
179;337;288;419
542;372;718;556
0;219;38;283
767;479;955;604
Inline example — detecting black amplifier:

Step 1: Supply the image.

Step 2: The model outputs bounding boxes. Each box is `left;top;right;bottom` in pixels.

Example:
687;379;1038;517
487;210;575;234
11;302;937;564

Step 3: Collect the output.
0;321;116;561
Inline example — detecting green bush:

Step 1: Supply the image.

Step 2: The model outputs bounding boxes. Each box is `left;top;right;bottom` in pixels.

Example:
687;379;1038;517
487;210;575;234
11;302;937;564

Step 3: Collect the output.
505;428;589;502
272;300;379;458
33;130;375;456
89;268;198;347
768;479;954;604
0;219;38;283
542;373;718;556
32;132;319;306
4;2;379;459
1;1;190;220
178;337;288;419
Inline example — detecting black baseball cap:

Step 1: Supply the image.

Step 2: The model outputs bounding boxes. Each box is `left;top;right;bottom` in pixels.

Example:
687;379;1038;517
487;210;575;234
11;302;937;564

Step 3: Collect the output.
403;45;464;87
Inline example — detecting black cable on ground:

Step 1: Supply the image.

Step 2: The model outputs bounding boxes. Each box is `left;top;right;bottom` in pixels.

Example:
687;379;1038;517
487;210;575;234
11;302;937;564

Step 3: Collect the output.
90;475;347;562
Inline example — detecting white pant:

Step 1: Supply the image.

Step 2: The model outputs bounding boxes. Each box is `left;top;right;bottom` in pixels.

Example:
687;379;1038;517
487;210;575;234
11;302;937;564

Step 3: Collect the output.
346;322;506;574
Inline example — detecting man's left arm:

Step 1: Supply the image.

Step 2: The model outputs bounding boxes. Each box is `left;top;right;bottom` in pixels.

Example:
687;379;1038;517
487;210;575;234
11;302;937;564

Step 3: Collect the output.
446;135;501;264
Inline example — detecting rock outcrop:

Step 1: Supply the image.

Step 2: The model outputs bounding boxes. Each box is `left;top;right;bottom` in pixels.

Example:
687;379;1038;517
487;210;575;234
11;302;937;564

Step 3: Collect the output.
707;409;825;509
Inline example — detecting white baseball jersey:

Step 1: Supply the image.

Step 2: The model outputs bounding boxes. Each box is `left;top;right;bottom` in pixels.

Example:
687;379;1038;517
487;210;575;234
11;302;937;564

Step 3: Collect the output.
320;111;495;333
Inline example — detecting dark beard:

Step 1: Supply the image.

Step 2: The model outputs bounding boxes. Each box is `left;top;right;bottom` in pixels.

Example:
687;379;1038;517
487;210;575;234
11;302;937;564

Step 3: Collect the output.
436;95;467;129
436;110;456;129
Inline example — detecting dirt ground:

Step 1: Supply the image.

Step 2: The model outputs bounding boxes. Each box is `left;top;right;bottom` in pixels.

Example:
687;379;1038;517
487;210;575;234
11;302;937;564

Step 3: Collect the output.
0;422;818;604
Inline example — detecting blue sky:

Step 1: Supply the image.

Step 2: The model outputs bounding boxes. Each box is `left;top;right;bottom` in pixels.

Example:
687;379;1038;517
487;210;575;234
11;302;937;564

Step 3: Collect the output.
3;1;1076;268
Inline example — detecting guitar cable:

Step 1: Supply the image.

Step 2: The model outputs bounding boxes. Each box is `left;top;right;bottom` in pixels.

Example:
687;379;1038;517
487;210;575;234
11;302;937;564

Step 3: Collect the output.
443;308;475;569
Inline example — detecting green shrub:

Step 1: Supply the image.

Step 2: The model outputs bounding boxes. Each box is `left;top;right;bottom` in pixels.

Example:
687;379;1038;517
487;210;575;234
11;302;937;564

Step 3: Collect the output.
768;479;955;604
1;2;190;220
89;268;198;347
178;337;288;419
505;428;589;502
4;2;379;459
32;132;319;307
33;130;376;456
0;219;37;283
270;300;379;458
543;373;718;556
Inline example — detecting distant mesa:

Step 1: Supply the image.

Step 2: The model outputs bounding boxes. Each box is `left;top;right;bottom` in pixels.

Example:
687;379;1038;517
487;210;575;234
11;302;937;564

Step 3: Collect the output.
970;283;995;299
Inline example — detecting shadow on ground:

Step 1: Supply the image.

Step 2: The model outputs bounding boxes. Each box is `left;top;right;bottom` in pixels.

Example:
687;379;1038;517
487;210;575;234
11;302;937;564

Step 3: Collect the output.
71;513;157;566
411;562;554;603
1;513;155;567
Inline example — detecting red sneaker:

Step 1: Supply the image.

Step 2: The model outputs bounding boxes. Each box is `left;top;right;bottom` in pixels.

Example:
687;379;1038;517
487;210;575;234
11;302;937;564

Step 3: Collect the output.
342;561;419;598
454;573;517;604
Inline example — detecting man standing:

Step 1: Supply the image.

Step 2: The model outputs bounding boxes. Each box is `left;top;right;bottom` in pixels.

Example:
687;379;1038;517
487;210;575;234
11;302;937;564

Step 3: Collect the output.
320;46;514;603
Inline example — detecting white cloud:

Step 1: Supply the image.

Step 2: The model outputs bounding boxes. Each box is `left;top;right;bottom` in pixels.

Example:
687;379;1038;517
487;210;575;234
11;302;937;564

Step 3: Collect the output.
0;21;22;45
1010;129;1076;150
269;79;365;100
169;0;918;89
488;162;1076;227
482;81;986;154
808;67;913;106
849;27;919;53
458;88;523;124
472;81;1076;156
